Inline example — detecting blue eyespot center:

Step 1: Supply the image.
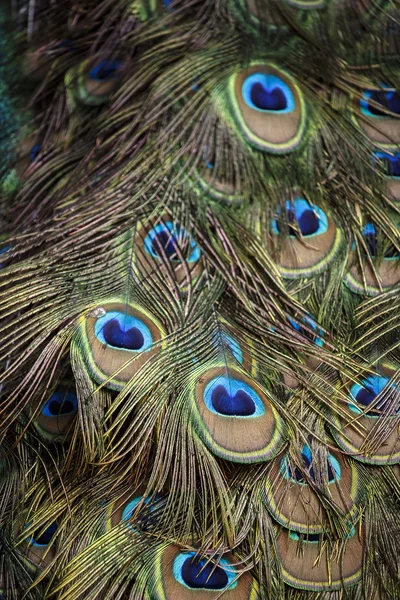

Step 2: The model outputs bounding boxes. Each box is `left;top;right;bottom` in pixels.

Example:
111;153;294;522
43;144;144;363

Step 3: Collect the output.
361;89;400;117
281;446;340;485
42;391;78;417
242;73;295;114
103;319;144;350
349;376;399;417
88;60;122;81
30;144;41;162
374;151;400;177
95;312;153;352
151;230;179;260
173;553;237;590
361;224;399;259
211;384;255;416
250;82;287;111
203;376;266;417
272;199;328;238
279;208;319;236
181;557;228;589
29;522;57;547
144;222;201;264
121;496;160;532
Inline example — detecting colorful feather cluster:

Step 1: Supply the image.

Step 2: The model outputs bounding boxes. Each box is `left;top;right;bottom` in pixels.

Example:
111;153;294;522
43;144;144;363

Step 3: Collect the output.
0;0;399;598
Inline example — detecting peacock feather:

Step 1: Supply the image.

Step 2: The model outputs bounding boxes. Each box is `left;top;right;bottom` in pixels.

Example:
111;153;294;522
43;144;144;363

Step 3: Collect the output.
0;0;400;598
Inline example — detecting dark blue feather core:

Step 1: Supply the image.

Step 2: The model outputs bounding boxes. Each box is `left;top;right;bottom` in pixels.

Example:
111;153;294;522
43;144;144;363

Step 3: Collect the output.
181;557;228;589
42;391;78;417
30;144;41;162
288;447;337;484
102;319;145;350
367;90;400;116
31;522;57;546
277;208;320;236
375;152;400;177
88;60;122;81
144;223;201;264
349;376;399;417
49;398;74;416
242;73;295;114
250;82;287;111
303;533;320;543
362;227;399;259
151;230;178;259
355;386;394;416
211;384;256;416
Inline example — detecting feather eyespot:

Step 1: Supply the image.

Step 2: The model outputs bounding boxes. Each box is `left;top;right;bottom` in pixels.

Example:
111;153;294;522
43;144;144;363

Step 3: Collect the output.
134;218;203;289
66;58;126;107
27;522;58;548
360;89;400;118
106;492;164;530
22;520;58;570
121;496;162;532
349;376;399;417
172;553;236;590
263;448;358;533
121;497;149;522
374;151;400;202
229;64;306;154
152;545;258;599
361;224;399;259
203;376;264;417
143;223;201;264
193;162;244;206
277;525;363;590
272;199;328;238
269;198;341;278
41;391;78;418
192;366;284;462
280;446;341;485
95;312;153;352
242;73;295;114
331;375;400;464
345;221;400;295
88;60;123;82
374;151;400;178
78;301;165;390
34;390;78;441
353;85;400;146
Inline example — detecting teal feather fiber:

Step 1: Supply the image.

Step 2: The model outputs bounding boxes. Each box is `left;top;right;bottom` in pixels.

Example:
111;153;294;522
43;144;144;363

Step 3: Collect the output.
0;0;399;599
